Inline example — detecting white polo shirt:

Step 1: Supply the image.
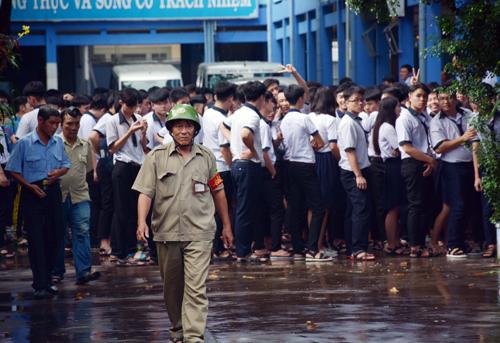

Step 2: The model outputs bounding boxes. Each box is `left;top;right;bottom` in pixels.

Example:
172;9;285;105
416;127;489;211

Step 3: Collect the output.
260;118;276;167
145;111;166;151
78;112;98;140
338;111;371;171
157;127;174;145
223;103;263;164
15;107;39;139
365;111;379;158
0;125;10;165
202;106;230;172
378;123;399;162
308;112;339;154
271;116;285;154
396;107;430;159
430;108;473;163
281;109;318;163
93;112;112;137
106;111;145;165
467;111;500;142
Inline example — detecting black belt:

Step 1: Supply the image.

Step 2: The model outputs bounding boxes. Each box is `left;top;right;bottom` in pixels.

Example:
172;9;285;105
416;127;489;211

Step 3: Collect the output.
117;160;141;168
369;157;383;162
234;159;259;164
289;162;315;167
32;179;59;190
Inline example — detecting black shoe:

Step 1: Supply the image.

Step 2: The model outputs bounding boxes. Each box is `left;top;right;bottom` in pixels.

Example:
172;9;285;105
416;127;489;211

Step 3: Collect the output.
34;289;46;299
45;284;59;294
76;271;101;285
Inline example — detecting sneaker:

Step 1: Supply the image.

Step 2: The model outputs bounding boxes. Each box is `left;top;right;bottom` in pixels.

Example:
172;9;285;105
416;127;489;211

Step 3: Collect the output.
321;248;338;258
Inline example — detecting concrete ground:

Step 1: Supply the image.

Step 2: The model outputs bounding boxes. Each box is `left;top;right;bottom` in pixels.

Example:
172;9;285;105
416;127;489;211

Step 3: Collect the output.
1;247;500;342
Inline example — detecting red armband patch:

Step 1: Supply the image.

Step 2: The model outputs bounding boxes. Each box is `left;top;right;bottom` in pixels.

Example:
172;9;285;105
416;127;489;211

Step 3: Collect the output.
209;169;223;191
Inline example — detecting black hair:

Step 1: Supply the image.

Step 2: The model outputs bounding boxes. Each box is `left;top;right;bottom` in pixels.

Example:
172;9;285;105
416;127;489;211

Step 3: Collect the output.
170;87;190;104
264;91;274;102
202;87;213;96
114;94;122;113
149;88;170;104
185;84;199;95
339;77;353;85
439;80;457;98
263;79;280;89
61;106;82;124
214;81;237;102
46;96;60;108
190;94;207;106
206;100;215;109
23;81;45;100
307;80;323;88
391;82;409;102
328;85;338;94
147;86;160;94
365;88;382;102
343;86;365;101
45;89;61;98
309;87;318;105
372;96;400;156
382;75;397;84
107;91;118;111
408;82;430;95
93;87;109;96
14;96;27;113
38;104;60;121
311;87;337;116
243;81;267;102
139;90;148;103
120;88;140;107
401;64;412;73
382;87;402;101
335;82;355;98
284;85;306;106
426;82;440;93
70;95;91;107
376;83;390;92
235;84;246;104
90;94;109;111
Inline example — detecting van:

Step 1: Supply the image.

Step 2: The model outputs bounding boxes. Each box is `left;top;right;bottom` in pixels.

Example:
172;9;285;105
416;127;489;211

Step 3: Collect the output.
110;64;183;91
196;61;293;89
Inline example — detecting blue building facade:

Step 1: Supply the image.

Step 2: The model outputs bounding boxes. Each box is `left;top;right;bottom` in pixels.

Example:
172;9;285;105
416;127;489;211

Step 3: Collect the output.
8;0;444;91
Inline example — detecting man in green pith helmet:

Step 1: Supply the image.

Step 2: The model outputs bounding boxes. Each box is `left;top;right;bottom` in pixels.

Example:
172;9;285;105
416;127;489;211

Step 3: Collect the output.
132;104;233;343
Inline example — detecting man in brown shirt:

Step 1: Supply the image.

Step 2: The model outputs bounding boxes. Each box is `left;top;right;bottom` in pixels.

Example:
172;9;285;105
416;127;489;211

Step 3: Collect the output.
53;107;101;285
133;104;232;343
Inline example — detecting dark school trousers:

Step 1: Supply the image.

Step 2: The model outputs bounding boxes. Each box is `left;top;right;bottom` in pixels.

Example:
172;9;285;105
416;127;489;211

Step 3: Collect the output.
86;171;101;247
401;158;434;247
0;165;8;247
369;157;387;242
442;161;474;250
21;181;65;290
112;161;141;259
232;161;262;257
213;170;233;255
254;167;286;252
288;163;326;253
480;169;496;246
340;168;372;256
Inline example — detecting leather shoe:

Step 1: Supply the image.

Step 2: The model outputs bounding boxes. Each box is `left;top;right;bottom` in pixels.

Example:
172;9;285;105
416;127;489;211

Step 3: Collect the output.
45;284;59;294
76;271;101;285
34;289;46;299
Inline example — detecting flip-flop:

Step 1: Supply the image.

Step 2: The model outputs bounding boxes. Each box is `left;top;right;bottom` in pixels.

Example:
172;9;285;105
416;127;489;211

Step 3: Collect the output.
100;246;112;256
0;250;15;259
352;251;377;261
212;251;236;261
132;252;150;262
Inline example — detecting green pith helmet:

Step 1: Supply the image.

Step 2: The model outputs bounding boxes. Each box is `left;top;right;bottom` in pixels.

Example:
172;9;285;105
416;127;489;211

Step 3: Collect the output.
166;104;201;134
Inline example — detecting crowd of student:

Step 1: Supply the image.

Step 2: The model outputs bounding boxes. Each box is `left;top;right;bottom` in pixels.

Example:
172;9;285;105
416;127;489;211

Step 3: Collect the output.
0;63;499;296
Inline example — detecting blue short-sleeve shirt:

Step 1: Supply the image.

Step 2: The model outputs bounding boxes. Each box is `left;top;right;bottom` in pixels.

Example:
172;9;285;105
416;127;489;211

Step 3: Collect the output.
6;130;71;184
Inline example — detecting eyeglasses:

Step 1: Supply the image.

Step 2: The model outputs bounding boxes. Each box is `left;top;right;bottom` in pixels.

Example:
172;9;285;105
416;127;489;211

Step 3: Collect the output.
348;99;365;104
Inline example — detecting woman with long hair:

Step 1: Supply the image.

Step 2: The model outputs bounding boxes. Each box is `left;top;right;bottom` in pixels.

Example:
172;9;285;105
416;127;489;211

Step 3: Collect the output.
372;96;409;255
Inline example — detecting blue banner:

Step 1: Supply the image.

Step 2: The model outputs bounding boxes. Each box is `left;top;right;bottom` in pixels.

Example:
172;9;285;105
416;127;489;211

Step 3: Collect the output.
11;0;259;21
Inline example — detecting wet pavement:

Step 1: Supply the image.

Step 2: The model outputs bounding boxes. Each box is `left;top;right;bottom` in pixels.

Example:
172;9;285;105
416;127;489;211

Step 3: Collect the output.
2;247;500;342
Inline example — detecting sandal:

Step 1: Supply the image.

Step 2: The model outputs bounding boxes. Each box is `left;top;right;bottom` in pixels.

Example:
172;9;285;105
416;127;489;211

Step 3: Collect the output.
16;238;28;247
149;259;159;266
335;242;347;254
464;244;482;257
447;247;467;259
109;254;118;262
117;256;146;266
385;247;410;256
237;253;269;263
100;246;112;256
482;245;497;258
427;245;442;257
52;276;63;284
212;250;236;261
132;252;150;262
372;240;384;250
305;251;334;262
352;251;376;261
270;250;292;260
0;249;15;259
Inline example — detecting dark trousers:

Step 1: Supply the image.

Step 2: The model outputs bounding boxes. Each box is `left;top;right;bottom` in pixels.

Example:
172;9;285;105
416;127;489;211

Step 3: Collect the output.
340;168;371;255
213;171;233;255
232;161;262;257
21;182;65;290
275;158;292;235
0;166;8;247
401;158;434;247
254;168;286;252
480;169;496;246
288;163;325;252
442;161;474;250
146;201;157;261
369;158;387;242
86;171;101;247
112;161;140;259
96;163;114;241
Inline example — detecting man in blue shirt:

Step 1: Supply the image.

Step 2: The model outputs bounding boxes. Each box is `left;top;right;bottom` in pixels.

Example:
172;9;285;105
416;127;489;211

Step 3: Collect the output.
6;105;71;299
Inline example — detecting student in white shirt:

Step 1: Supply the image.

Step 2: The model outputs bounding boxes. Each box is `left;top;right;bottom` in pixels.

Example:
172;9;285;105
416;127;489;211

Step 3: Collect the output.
155;87;190;146
281;85;330;261
431;83;477;258
308;87;343;255
334;82;353;119
14;81;47;143
190;94;207;145
338;86;376;261
146;88;171;152
219;81;266;262
372;96;409;255
397;82;439;258
70;95;91;116
400;64;413;87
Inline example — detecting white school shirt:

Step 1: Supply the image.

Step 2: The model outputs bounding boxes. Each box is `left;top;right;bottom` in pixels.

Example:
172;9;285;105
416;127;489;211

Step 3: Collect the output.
271;116;285;154
223;103;263;164
0;125;11;165
430;108;473;163
106;111;145;165
146;111;166;151
467;111;500;142
396;107;430;159
281;109;318;163
16;107;62;138
78;111;100;162
378;123;399;162
365;111;380;158
194;114;203;145
338;111;371;171
157;127;174;145
202;106;230;172
308;112;339;154
93;112;112;137
260;118;276;167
